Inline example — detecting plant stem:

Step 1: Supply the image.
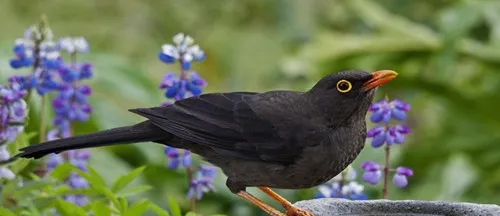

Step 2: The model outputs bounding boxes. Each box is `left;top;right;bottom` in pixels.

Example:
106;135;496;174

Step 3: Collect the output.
186;166;196;211
382;144;390;199
382;94;391;199
179;59;196;211
39;95;47;142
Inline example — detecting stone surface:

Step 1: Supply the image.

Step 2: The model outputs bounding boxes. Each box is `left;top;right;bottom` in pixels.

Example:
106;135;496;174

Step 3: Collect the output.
294;198;500;216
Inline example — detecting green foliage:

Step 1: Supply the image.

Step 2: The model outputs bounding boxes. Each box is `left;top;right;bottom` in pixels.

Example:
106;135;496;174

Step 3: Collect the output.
0;163;179;216
0;0;499;215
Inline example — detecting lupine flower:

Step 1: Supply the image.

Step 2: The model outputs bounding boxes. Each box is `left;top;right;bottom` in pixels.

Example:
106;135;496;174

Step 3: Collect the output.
160;71;206;100
63;195;88;207
0;83;28;180
9;26;63;96
58;37;89;53
392;166;413;188
159;33;205;70
164;146;191;170
314;167;368;200
362;98;413;197
366;125;411;148
186;168;217;200
39;36;94;208
46;153;64;173
369;99;410;123
9;28;36;69
46;149;91;206
315;181;367;200
159;33;217;201
360;161;382;185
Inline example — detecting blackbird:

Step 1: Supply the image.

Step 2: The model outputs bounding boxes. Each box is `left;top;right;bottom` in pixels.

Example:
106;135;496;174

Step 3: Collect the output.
16;69;398;216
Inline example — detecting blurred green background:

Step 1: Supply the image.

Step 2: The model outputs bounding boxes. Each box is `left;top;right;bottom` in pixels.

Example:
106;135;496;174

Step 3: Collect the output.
1;0;500;215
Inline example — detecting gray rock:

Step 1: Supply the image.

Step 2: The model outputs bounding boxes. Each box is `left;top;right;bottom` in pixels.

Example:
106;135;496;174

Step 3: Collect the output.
294;198;500;216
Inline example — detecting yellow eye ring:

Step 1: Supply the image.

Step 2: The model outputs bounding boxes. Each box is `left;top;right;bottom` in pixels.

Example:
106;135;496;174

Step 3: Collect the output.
336;80;352;93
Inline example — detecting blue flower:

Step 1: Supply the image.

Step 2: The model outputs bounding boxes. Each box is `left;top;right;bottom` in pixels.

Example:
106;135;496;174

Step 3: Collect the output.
360;161;382;185
164;146;191;170
160;72;206;100
314;167;368;200
0;84;27;146
158;33;205;66
366;125;411;148
392;166;413;188
46;153;63;172
369;99;410;123
9;29;36;69
0;84;24;180
186;169;216;200
58;37;89;53
64;195;88;207
314;182;367;200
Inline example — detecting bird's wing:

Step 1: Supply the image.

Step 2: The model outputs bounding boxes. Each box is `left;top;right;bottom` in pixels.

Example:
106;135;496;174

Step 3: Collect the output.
129;92;308;165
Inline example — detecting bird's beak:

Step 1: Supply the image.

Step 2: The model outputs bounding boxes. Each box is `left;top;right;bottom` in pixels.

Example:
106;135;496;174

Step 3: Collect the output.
362;70;398;91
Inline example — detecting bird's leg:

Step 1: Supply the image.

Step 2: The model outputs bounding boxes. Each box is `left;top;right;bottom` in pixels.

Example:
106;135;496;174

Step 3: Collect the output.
258;187;314;216
237;191;285;216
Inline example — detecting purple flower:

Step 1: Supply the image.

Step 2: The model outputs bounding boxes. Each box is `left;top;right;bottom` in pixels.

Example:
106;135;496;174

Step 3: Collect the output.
369;99;410;123
199;165;217;178
64;195;88;206
366;125;411;148
314;181;367;200
164;146;191;170
186;170;216;200
367;126;387;148
158;33;205;65
360;161;382;185
160;72;206;100
68;175;89;189
0;85;27;146
392;166;413;188
386;125;411;145
9;29;35;69
46;153;63;171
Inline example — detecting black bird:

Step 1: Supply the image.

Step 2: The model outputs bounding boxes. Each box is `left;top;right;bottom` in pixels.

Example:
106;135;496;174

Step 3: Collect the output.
17;69;398;216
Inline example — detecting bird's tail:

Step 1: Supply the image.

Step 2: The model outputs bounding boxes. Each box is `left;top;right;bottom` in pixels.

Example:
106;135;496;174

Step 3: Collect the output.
16;121;170;159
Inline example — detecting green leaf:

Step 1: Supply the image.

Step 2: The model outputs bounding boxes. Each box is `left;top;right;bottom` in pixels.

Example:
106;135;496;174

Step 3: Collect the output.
111;166;146;193
71;166;107;189
149;203;171;216
185;212;197;216
96;187;121;213
123;199;150;216
92;201;111;216
12;181;53;199
54;199;88;216
0;207;16;216
49;163;74;181
118;197;129;212
167;197;182;216
116;185;152;197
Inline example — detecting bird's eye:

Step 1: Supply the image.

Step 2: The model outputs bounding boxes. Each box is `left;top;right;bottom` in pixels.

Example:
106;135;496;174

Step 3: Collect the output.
336;80;352;93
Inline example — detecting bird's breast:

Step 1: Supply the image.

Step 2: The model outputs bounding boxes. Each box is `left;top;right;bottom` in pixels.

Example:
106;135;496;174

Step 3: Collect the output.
281;126;366;188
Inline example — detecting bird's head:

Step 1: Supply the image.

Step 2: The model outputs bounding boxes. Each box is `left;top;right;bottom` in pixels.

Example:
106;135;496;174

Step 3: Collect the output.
306;69;398;125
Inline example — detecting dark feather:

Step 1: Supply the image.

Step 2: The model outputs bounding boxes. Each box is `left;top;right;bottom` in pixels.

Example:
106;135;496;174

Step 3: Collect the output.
17;121;169;159
129;92;311;165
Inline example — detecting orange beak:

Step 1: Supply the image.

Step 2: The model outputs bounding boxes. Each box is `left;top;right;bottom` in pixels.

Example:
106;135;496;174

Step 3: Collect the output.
362;70;398;91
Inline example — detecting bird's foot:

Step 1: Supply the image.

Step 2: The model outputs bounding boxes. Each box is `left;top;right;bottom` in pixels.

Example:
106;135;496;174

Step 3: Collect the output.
285;206;314;216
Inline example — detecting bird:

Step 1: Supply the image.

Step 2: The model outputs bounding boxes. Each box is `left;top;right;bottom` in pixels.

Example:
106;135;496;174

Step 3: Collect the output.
16;69;398;216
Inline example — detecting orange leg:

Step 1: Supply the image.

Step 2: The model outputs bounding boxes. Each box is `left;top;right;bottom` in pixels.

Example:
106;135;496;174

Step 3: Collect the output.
258;187;314;216
237;191;285;216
